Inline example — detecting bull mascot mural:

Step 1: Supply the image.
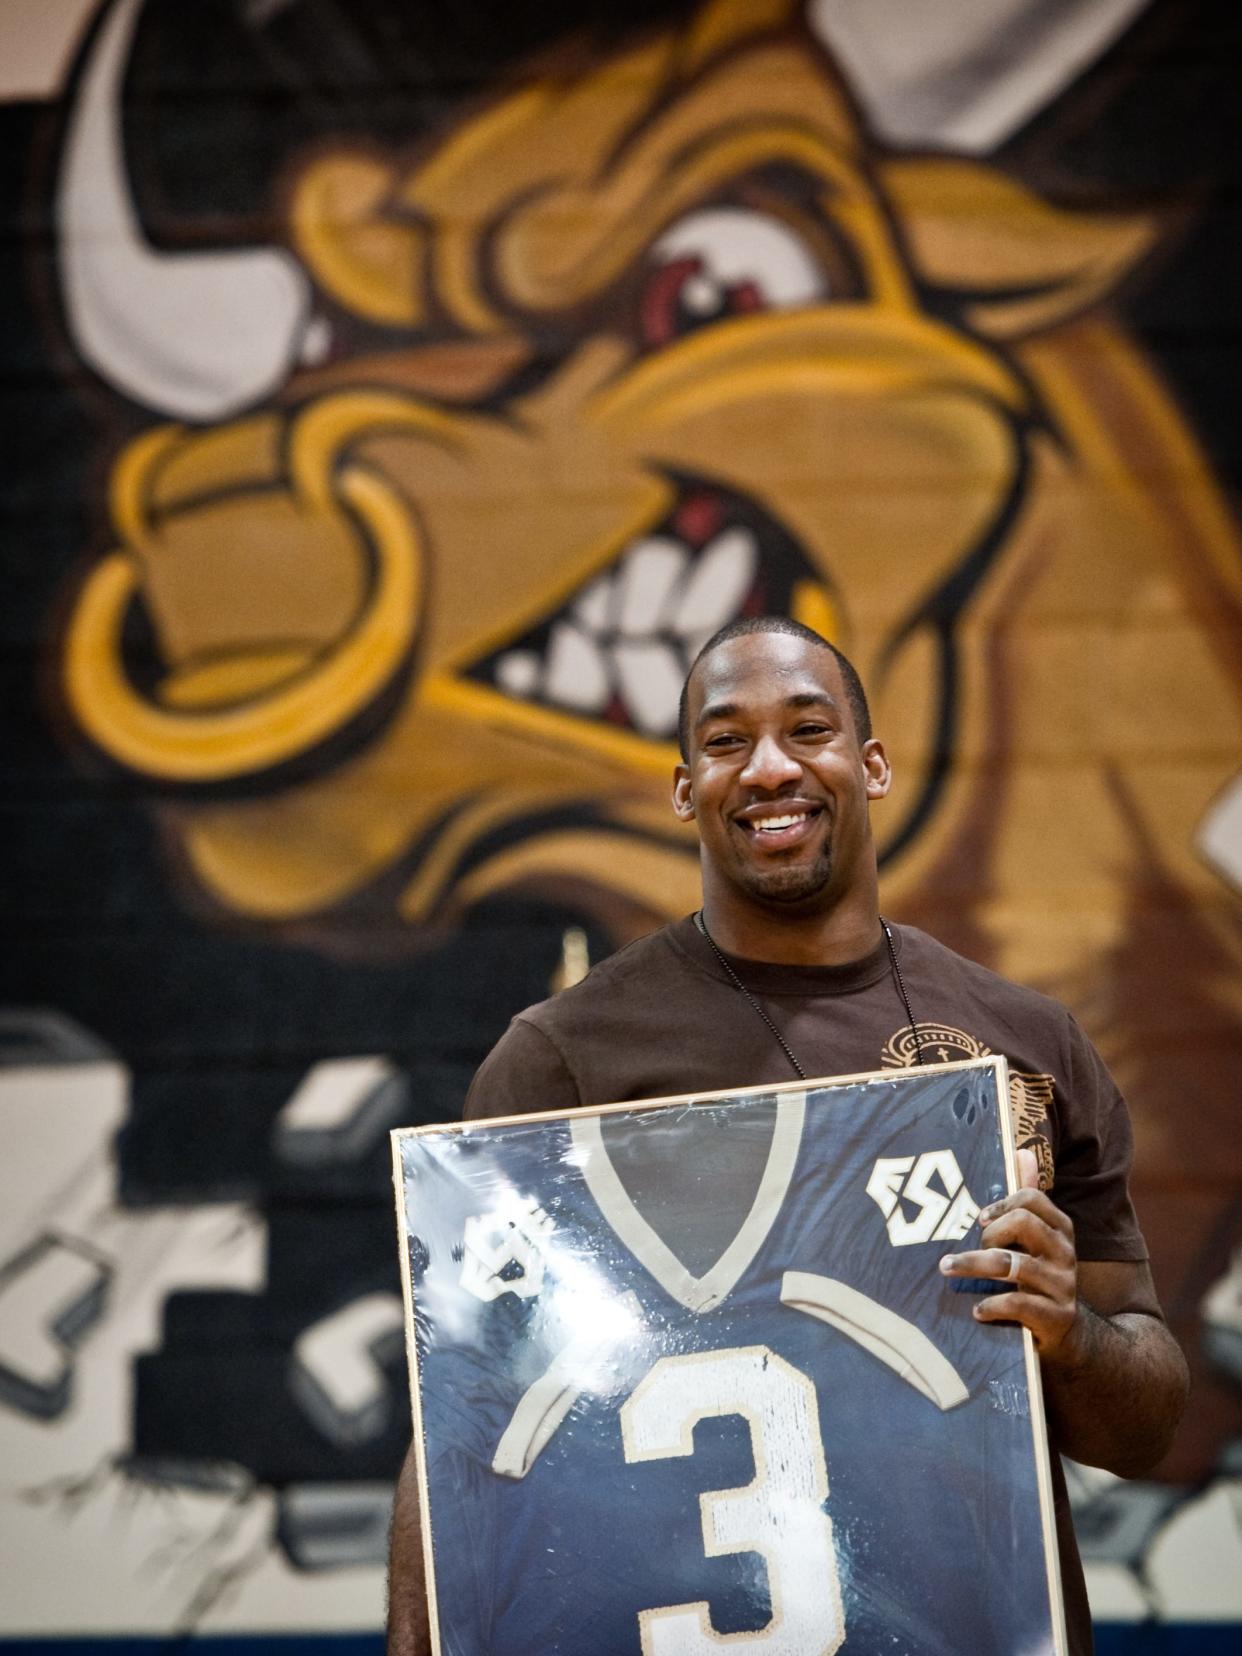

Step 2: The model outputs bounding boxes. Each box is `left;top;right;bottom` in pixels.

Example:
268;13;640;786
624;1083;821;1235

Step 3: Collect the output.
58;0;1242;976
34;0;1242;1599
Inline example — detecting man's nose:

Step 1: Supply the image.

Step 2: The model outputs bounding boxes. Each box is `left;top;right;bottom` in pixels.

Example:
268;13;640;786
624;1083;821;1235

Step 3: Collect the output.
740;733;802;790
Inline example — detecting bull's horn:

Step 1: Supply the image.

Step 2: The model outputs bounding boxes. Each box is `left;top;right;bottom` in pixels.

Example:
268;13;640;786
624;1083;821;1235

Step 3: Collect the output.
57;0;314;421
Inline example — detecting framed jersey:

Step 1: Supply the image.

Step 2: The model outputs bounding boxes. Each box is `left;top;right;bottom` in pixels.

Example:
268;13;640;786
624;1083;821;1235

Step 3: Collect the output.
392;1057;1068;1656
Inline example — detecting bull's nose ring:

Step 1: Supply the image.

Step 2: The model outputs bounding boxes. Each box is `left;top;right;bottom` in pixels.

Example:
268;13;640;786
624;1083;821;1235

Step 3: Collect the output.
62;462;422;783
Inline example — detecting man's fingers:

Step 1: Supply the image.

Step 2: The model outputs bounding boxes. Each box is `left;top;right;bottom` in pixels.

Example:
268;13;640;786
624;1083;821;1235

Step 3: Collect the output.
978;1186;1073;1239
981;1205;1073;1259
939;1246;1045;1286
938;1150;1080;1356
971;1290;1065;1334
940;1246;1001;1280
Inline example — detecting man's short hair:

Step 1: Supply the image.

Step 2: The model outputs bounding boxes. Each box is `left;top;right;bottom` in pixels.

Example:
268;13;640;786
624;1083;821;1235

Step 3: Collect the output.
677;616;872;759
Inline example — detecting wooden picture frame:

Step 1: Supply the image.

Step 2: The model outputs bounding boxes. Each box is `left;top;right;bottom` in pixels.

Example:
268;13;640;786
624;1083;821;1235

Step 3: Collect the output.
392;1057;1067;1655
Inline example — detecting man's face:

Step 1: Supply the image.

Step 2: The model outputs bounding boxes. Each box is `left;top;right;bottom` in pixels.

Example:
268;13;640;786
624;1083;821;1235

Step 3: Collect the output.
673;633;890;917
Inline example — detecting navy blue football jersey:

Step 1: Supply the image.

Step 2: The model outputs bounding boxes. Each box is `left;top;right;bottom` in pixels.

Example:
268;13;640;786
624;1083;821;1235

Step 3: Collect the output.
396;1061;1062;1656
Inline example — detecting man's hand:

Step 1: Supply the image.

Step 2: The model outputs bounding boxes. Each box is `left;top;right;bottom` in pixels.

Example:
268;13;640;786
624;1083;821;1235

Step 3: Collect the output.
937;1147;1188;1475
938;1147;1079;1356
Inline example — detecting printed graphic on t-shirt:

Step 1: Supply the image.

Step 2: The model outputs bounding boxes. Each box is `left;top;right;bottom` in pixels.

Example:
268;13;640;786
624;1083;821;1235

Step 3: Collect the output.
880;1023;1056;1190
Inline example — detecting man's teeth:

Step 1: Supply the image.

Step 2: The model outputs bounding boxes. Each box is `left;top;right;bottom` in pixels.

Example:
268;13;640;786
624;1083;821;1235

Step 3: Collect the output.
491;521;759;737
754;813;809;831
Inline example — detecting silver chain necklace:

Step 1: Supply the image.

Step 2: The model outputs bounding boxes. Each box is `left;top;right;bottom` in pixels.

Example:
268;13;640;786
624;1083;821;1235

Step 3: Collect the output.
694;911;926;1080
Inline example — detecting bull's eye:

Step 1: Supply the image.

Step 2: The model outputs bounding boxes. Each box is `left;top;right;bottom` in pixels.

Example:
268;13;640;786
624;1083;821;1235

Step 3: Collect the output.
640;207;828;347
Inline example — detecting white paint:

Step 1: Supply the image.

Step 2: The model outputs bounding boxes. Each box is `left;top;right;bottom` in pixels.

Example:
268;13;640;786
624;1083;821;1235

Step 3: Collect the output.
57;0;312;419
544;622;610;711
276;1056;396;1134
810;0;1152;153
291;1293;405;1422
572;574;614;632
0;1061;125;1257
1082;1561;1151;1622
1145;1480;1242;1620
0;1239;107;1394
1196;773;1242;890
654;208;826;308
681;274;723;316
672;527;757;637
495;649;541;697
0;1057;267;1631
298;313;334;366
1202;1249;1242;1335
613;640;682;737
616;537;688;636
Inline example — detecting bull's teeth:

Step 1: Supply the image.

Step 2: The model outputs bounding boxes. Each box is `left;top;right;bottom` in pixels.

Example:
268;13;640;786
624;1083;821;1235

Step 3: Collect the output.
613;640;681;737
754;812;807;830
617;537;688;635
544;623;609;711
496;497;770;733
672;526;757;636
496;650;541;697
573;575;613;632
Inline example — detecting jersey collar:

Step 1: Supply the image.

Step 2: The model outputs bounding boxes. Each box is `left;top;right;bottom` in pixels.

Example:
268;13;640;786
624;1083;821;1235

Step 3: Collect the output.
569;1090;805;1313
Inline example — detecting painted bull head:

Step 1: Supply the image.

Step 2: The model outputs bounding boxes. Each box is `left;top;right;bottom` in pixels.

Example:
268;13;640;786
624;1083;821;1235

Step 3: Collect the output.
57;0;1242;982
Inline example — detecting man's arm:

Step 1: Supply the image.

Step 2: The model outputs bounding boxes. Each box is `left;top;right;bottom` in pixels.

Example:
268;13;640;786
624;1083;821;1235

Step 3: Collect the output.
939;1149;1189;1476
1037;1256;1189;1474
387;1442;431;1656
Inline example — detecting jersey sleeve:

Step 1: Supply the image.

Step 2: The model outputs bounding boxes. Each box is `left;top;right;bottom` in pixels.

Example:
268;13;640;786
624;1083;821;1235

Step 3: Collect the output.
463;1015;582;1120
1053;1015;1148;1262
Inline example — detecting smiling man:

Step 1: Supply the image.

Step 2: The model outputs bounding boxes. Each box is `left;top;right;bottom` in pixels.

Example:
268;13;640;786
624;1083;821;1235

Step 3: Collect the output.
388;616;1188;1656
672;623;884;952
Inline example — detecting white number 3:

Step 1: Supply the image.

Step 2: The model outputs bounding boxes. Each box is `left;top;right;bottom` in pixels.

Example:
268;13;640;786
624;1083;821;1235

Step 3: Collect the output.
620;1346;845;1656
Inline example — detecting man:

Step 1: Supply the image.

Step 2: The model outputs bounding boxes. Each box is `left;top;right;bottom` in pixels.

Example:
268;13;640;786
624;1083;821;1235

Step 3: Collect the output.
388;616;1188;1655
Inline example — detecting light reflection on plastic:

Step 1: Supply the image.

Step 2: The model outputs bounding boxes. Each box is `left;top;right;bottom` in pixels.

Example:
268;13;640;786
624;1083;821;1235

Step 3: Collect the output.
545;1269;642;1397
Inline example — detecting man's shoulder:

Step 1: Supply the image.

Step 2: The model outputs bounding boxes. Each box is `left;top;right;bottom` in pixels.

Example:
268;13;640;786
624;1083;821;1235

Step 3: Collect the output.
896;924;1074;1032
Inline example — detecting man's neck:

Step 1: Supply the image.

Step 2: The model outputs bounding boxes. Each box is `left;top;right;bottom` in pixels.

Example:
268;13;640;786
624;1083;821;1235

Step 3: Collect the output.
698;887;884;967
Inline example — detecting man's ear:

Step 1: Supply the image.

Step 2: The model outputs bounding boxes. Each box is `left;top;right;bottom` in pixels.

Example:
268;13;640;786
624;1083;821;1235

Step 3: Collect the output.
673;764;695;821
863;739;892;800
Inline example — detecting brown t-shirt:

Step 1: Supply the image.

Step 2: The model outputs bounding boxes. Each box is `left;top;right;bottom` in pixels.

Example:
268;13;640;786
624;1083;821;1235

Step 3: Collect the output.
464;917;1149;1654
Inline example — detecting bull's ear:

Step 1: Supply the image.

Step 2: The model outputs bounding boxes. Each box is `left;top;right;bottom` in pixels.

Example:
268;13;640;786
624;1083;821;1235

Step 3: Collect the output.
880;156;1164;339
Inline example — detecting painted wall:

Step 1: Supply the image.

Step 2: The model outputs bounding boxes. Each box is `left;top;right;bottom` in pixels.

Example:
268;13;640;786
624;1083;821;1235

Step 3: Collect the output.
1;0;1239;1645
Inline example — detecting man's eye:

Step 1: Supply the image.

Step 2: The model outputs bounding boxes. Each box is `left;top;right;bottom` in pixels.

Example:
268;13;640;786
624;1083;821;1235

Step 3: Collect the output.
638;206;828;348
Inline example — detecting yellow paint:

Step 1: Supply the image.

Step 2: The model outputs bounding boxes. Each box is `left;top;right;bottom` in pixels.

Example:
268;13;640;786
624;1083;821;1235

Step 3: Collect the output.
453;832;698;922
792;581;839;643
64;464;422;780
53;0;1242;1055
291;152;426;328
420;676;681;782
